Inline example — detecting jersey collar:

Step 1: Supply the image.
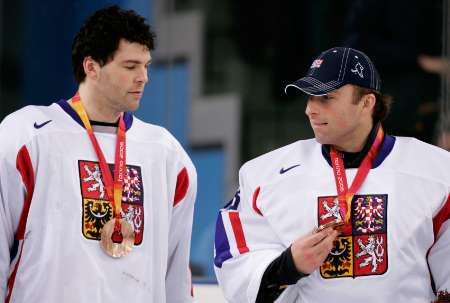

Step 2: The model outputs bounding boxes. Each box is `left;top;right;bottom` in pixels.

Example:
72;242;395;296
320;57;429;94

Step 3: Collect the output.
57;99;134;131
321;122;396;169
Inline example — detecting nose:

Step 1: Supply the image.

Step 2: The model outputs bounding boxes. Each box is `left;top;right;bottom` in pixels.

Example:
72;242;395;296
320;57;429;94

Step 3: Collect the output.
136;67;149;84
305;96;320;117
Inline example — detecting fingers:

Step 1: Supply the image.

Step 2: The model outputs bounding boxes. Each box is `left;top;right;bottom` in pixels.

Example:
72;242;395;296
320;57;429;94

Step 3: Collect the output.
315;220;344;233
303;227;335;247
315;230;339;262
314;228;339;249
308;228;338;259
291;227;340;274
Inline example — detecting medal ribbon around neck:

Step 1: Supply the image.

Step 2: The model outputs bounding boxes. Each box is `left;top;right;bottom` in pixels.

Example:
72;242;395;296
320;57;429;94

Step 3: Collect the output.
330;126;384;223
70;92;127;243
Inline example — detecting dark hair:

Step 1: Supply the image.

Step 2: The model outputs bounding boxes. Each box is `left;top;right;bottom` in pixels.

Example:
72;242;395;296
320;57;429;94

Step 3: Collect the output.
353;86;393;122
72;5;156;84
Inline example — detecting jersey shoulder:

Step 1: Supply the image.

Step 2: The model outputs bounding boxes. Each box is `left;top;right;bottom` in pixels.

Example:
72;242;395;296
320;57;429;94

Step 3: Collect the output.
1;104;54;128
391;136;450;183
129;117;185;151
130;117;195;171
0;104;60;155
240;138;319;185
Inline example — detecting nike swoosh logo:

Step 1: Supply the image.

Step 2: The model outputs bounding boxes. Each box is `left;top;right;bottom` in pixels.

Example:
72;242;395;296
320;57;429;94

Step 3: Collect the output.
279;164;301;174
34;120;52;129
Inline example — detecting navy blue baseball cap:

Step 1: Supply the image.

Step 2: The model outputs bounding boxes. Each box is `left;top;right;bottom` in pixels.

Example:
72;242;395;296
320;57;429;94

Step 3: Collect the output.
285;47;381;96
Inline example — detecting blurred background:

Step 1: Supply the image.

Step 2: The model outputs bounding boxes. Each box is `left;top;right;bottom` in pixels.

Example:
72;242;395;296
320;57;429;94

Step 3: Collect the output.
1;0;450;300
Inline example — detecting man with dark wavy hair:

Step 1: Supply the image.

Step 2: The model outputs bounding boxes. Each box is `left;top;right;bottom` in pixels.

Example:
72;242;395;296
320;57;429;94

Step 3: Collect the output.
0;6;197;302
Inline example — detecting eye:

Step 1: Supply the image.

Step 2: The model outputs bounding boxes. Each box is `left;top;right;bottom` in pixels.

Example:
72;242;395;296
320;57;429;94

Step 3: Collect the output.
321;95;332;102
125;65;136;70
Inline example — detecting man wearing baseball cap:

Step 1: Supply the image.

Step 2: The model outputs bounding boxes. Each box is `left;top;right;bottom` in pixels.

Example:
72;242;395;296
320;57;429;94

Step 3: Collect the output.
214;47;450;302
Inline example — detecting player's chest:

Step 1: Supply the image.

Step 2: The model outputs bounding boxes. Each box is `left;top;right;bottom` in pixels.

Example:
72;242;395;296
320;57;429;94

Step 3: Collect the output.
29;140;174;245
255;170;438;247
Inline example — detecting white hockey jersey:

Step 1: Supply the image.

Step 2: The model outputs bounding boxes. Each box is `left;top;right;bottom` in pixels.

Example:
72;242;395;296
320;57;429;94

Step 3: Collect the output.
215;135;450;302
0;100;197;303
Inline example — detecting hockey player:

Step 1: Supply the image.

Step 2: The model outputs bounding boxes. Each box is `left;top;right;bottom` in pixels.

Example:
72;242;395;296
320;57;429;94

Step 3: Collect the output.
214;47;450;302
0;6;197;303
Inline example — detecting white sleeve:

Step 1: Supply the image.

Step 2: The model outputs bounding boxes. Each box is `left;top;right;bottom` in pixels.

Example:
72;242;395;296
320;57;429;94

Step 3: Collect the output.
0;124;31;302
165;155;197;303
214;168;285;303
428;192;450;295
0;157;19;302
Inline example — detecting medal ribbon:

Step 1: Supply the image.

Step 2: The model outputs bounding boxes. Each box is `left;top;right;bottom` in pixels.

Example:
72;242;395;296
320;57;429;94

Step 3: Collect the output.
330;126;384;223
70;92;126;241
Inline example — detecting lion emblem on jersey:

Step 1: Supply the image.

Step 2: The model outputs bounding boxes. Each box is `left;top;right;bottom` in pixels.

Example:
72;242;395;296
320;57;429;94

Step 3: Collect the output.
78;160;145;245
318;194;388;278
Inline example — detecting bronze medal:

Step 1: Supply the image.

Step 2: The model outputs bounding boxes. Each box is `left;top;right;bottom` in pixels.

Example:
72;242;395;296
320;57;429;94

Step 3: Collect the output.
316;220;345;233
100;219;135;258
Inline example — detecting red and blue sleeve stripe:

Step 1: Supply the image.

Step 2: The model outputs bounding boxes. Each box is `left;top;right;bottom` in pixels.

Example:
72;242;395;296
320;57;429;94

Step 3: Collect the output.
214;190;250;268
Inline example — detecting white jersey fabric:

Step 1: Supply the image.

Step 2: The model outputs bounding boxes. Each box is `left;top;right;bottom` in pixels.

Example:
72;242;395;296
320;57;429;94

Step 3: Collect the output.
0;100;197;303
214;135;450;302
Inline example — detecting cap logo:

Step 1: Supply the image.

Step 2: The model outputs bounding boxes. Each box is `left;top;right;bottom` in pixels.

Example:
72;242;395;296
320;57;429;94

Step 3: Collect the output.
311;59;323;69
351;62;364;78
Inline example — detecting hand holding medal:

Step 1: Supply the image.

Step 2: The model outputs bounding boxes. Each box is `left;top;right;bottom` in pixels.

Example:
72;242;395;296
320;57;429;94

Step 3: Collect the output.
291;227;340;274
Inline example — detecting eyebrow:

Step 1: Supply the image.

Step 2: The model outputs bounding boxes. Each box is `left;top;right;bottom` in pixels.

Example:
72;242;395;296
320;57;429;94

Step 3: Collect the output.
327;91;338;96
123;59;152;65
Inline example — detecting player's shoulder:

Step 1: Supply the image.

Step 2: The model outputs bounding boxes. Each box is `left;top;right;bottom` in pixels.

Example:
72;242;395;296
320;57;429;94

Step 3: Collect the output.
1;104;53;128
130;117;182;149
129;116;194;168
394;136;450;160
240;138;319;182
393;136;450;180
0;104;60;150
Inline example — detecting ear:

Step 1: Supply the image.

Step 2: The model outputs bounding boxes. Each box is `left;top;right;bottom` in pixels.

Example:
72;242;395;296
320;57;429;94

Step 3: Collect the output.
82;56;100;80
363;93;376;113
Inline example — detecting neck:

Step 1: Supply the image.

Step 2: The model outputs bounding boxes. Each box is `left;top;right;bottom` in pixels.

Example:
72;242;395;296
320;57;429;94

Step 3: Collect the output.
332;121;374;153
76;84;122;123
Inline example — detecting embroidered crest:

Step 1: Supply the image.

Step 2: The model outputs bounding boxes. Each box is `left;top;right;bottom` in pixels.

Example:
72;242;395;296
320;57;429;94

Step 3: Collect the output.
319;198;342;222
79;160;145;245
318;194;388;278
351;62;364;78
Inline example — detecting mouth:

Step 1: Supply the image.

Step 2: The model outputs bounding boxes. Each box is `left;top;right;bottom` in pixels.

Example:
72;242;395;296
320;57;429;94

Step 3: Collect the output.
310;121;328;128
129;91;143;98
